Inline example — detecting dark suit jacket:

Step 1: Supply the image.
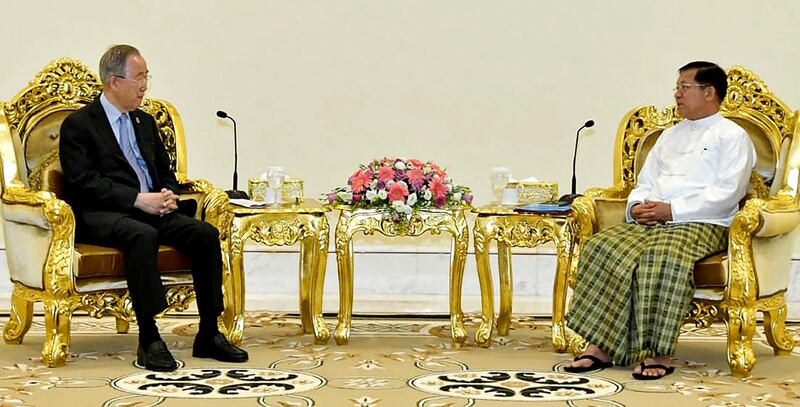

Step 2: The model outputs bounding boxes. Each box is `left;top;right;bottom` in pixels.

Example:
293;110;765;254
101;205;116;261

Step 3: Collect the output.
59;96;179;237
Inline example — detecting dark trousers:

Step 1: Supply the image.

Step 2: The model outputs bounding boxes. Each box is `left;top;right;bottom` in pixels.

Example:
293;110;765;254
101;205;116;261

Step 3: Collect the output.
77;210;224;322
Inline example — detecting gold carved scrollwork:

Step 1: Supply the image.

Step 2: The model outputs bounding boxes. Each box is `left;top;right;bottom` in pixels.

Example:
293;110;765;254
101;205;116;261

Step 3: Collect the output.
493;217;559;248
618;106;680;190
724;66;795;142
686;301;720;328
249;218;312;246
2;58;101;135
140;99;180;173
726;199;764;306
28;150;60;191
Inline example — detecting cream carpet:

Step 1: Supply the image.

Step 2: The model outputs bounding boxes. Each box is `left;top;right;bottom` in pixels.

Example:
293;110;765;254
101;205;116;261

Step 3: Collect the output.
0;313;798;406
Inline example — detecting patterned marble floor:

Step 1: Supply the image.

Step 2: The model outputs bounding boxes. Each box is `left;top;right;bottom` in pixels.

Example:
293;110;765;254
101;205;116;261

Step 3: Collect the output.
0;313;798;406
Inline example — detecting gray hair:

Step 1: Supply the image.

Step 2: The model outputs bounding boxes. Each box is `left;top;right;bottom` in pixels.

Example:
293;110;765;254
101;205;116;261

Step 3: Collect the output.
99;44;140;85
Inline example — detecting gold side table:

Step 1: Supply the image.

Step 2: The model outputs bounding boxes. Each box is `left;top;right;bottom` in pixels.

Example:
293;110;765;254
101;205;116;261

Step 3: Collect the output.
331;206;469;346
206;198;331;345
472;204;578;352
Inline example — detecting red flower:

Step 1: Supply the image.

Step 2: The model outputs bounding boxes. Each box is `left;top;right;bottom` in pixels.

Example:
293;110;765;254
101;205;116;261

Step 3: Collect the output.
406;168;425;189
429;176;448;199
429;163;447;178
350;169;372;194
378;166;396;183
387;182;409;202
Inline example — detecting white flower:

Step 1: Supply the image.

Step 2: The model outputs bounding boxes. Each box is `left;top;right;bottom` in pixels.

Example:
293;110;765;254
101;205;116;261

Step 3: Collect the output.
394;161;405;170
377;190;388;200
392;201;412;215
423;190;432;200
337;191;353;202
453;192;462;201
366;190;378;202
407;193;418;206
386;180;395;187
370;179;378;188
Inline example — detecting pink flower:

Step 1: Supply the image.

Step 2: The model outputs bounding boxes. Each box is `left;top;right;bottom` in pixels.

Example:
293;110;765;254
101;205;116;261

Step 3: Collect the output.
350;169;373;194
434;196;447;207
405;168;425;189
409;159;425;169
378;166;396;183
429;176;447;199
387;182;409;202
430;163;447;178
464;193;474;204
327;193;337;203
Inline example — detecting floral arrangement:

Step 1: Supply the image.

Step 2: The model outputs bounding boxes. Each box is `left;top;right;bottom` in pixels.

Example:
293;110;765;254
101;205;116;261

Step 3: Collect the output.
324;157;473;217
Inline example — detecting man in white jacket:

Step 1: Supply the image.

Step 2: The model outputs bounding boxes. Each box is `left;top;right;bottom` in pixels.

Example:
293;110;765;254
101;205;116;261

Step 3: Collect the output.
564;61;756;380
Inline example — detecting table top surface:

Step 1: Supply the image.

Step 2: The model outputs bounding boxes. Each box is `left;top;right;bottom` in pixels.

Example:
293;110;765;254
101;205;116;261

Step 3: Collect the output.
472;203;572;217
228;198;329;215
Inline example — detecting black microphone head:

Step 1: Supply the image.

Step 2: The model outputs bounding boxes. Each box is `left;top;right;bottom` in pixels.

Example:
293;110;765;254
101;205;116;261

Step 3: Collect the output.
585;120;595;128
216;110;228;119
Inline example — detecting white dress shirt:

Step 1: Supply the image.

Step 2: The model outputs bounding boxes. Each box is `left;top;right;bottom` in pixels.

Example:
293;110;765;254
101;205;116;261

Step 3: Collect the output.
626;112;756;227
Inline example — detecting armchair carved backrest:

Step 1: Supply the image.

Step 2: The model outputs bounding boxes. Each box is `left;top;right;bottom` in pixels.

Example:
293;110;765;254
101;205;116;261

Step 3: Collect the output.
568;66;799;377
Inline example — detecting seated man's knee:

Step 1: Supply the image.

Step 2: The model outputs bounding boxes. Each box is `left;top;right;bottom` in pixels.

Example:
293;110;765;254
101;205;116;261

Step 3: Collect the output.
130;224;159;246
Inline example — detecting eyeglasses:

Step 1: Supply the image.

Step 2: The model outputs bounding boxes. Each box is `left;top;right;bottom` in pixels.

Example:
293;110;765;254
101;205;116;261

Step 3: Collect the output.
114;74;151;88
673;83;709;93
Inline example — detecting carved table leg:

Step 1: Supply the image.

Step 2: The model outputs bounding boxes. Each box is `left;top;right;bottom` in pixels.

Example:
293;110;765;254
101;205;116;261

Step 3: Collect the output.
551;221;573;353
311;215;331;344
496;240;513;336
3;289;33;344
448;212;469;347
334;220;355;345
473;217;495;348
299;231;315;334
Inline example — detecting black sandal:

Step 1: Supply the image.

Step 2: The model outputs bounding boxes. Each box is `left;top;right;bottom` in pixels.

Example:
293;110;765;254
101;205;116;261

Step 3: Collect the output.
563;354;614;373
631;362;675;380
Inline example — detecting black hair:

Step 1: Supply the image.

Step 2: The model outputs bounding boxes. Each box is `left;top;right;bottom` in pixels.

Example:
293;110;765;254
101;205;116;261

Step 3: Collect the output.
678;61;727;102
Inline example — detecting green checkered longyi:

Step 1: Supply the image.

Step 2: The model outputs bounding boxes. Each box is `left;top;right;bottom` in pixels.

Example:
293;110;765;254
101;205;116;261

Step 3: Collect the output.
566;222;727;365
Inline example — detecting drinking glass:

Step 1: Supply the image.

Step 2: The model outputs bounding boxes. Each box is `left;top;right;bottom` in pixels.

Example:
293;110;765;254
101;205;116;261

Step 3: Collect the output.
490;167;511;203
266;166;285;205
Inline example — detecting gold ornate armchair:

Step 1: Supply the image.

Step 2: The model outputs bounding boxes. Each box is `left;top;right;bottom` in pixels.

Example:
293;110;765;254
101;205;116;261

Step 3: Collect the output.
0;58;230;367
564;66;799;377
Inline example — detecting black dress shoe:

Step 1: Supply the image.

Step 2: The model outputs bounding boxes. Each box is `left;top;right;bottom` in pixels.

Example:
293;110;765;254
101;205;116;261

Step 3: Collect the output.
193;333;249;363
137;340;178;372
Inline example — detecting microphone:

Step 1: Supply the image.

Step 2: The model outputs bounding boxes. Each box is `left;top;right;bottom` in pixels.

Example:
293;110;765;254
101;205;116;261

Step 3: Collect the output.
557;119;595;206
216;110;248;199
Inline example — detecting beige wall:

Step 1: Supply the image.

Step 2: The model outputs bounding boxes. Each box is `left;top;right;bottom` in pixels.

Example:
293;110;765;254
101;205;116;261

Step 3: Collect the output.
0;1;799;248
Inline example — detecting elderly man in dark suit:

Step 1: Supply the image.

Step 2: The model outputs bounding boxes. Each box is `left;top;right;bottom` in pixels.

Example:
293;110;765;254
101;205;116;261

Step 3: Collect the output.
59;44;248;371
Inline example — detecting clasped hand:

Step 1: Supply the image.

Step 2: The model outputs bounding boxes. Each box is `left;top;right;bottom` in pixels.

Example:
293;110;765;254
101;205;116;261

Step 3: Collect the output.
134;188;179;216
630;200;672;226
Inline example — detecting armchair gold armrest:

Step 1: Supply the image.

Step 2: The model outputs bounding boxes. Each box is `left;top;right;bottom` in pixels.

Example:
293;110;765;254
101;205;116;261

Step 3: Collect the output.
1;186;76;294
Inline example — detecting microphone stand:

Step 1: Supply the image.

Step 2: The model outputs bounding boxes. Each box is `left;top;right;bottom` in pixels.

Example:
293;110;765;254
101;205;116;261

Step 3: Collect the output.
557;121;593;206
219;114;248;199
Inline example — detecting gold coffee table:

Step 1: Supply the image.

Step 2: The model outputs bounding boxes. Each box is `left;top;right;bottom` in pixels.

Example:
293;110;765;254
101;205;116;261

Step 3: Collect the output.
330;205;469;346
206;198;331;345
472;204;578;351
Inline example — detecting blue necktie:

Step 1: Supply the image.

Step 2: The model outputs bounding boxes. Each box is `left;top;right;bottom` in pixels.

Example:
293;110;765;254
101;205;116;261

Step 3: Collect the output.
118;114;152;192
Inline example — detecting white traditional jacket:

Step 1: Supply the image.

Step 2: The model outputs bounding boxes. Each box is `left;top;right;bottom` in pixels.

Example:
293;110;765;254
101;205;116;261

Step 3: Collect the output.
626;112;756;227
